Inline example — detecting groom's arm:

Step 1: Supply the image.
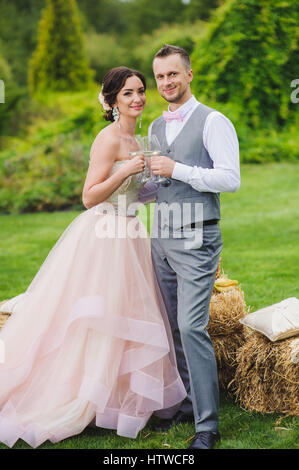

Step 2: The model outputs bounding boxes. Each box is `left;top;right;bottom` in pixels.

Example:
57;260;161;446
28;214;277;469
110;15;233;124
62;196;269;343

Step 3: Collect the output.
171;112;240;193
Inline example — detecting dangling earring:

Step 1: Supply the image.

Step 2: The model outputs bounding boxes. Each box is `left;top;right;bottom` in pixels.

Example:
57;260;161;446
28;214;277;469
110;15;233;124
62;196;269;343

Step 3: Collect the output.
139;114;142;129
112;107;119;122
112;107;120;129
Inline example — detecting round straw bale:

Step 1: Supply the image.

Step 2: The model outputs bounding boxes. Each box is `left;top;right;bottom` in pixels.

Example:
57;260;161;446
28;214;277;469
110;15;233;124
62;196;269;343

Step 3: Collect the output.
232;330;299;416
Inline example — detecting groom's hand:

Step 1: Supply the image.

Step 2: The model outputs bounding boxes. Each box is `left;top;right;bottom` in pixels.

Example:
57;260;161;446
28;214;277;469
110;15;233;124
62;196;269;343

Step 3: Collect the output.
151;156;175;178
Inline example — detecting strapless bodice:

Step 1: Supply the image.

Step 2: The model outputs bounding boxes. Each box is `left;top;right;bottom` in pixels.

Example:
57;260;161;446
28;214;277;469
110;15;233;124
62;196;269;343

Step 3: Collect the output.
92;160;144;217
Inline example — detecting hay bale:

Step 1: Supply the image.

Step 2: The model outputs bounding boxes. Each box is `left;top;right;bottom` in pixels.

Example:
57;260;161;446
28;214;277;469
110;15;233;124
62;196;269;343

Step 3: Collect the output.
290;338;299;364
213;329;246;370
208;287;248;336
232;330;299;416
212;327;246;390
208;262;248;388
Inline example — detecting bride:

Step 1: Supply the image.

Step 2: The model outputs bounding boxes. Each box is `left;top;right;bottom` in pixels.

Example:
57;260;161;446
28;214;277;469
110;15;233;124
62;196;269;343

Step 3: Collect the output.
0;66;186;448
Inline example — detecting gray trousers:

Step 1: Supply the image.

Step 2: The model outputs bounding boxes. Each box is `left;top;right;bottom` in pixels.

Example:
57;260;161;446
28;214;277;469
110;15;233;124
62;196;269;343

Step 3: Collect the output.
151;224;223;433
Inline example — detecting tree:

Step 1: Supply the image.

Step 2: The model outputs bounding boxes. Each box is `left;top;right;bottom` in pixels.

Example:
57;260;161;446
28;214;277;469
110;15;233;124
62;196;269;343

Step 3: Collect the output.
28;0;93;94
191;0;299;127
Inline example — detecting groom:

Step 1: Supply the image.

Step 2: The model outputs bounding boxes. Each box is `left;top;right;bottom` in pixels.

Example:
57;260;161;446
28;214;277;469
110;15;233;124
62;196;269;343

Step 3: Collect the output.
149;45;240;449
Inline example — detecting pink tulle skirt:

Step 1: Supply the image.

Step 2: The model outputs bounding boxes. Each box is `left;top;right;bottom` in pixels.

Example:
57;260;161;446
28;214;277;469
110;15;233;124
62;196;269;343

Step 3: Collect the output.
0;208;186;448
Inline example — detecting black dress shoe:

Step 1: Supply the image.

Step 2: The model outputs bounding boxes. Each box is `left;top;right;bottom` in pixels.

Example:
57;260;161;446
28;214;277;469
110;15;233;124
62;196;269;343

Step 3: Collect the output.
188;431;220;449
155;411;194;431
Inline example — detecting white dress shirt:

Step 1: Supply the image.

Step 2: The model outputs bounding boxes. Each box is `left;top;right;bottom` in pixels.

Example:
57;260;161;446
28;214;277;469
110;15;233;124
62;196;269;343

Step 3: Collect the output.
148;95;240;194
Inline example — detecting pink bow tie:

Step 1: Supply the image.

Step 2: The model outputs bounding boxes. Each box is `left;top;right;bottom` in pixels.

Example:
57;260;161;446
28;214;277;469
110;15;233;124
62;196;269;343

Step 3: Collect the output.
163;109;184;123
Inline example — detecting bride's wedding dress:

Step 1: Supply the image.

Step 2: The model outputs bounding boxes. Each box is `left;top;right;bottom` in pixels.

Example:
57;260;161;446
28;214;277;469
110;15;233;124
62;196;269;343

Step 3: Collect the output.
0;161;186;448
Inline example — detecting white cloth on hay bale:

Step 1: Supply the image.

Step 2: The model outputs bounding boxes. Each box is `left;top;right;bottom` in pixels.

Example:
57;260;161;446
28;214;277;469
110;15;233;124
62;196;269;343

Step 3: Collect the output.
240;297;299;342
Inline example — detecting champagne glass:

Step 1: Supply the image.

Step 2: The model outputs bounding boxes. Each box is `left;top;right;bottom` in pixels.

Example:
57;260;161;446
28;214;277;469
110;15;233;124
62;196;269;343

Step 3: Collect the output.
143;134;166;183
127;136;148;183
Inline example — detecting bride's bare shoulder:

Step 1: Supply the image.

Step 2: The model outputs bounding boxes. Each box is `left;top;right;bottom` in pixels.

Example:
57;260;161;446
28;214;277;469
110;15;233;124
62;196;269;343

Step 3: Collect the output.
90;124;120;157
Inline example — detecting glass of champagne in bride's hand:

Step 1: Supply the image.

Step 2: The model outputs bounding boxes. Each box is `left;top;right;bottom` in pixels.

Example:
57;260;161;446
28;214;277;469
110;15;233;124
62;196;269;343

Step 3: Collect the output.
143;135;166;183
127;136;148;183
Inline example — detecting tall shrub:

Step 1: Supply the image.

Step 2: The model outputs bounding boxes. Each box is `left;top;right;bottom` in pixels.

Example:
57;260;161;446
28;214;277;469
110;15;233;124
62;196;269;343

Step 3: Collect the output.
191;0;299;127
28;0;93;94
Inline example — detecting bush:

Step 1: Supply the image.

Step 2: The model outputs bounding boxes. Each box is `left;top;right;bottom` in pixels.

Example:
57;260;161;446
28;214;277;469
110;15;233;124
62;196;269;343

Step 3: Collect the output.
191;0;299;128
238;124;299;163
0;84;28;141
0;131;88;213
0;85;105;213
202;99;299;163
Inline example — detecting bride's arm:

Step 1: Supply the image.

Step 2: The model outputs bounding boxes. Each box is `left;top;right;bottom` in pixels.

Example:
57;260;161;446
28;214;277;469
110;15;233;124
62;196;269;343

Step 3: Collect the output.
82;133;144;209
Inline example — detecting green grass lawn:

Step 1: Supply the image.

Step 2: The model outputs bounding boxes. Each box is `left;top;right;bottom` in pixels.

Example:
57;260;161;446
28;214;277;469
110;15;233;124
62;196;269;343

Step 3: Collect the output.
0;162;298;449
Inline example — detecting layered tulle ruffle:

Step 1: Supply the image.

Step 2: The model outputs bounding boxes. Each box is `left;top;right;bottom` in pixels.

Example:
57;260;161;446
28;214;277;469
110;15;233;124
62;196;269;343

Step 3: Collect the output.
0;208;186;448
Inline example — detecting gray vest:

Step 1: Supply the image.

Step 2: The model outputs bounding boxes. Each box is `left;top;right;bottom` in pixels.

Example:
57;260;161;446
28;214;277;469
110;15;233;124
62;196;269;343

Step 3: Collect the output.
151;102;220;230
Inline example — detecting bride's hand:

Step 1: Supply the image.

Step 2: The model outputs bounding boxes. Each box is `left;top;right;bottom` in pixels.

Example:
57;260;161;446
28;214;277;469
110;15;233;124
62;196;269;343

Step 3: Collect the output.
123;155;145;177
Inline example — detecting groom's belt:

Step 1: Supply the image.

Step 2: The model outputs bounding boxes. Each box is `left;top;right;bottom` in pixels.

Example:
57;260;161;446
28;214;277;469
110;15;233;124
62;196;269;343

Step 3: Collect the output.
187;219;219;229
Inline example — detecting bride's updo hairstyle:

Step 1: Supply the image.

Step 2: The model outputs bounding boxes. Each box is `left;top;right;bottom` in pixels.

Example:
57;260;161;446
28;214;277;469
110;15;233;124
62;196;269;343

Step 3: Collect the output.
101;67;146;122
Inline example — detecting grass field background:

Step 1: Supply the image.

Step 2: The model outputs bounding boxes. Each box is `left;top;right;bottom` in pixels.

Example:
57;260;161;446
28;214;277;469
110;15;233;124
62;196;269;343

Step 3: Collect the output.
0;162;298;449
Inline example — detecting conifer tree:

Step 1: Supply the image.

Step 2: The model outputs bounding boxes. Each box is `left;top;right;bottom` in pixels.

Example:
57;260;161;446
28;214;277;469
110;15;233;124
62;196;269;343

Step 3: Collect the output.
28;0;93;94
